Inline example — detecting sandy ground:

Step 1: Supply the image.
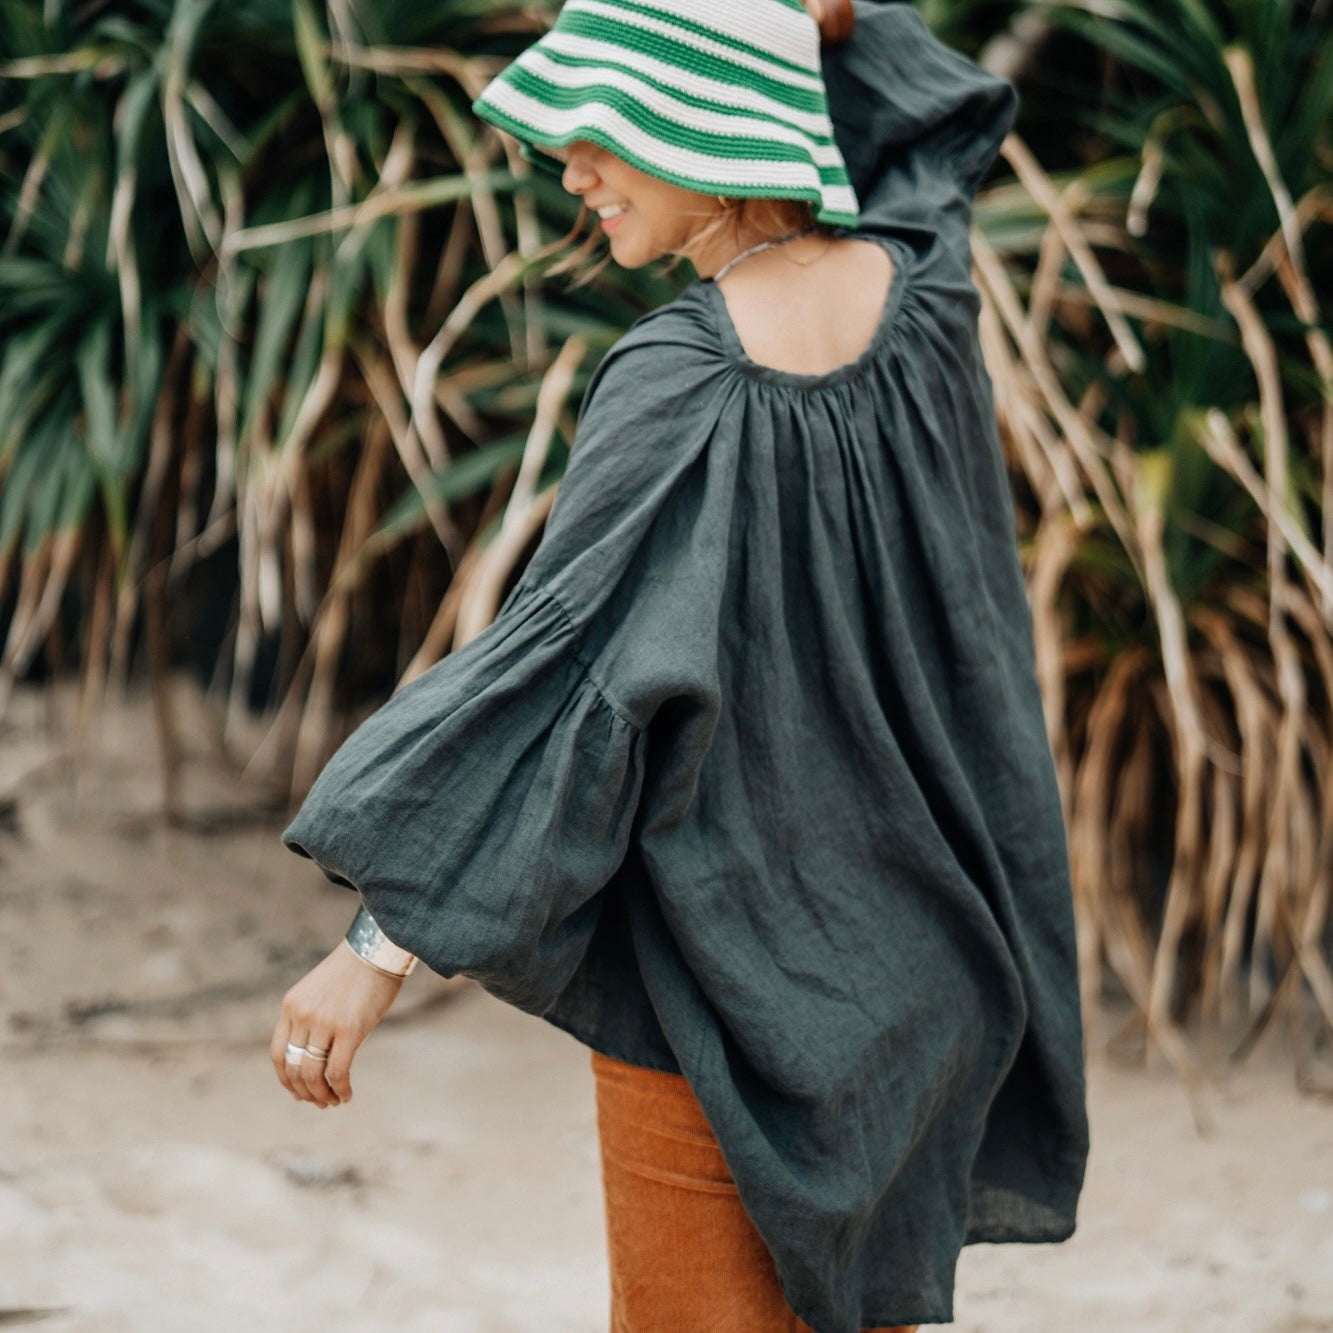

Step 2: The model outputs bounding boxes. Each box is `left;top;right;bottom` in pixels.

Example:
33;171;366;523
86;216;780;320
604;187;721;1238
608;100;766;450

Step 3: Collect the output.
1;681;1331;1333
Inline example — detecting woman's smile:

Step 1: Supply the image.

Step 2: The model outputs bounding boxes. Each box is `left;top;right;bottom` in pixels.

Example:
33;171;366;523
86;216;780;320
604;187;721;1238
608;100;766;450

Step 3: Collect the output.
595;203;629;234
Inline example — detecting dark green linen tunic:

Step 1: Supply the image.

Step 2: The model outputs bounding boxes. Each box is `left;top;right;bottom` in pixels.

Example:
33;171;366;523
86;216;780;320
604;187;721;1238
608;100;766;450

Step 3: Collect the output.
284;6;1089;1329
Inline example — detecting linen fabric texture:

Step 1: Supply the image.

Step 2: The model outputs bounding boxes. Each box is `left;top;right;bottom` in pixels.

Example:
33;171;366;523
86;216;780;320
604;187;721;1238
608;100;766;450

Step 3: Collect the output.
283;5;1090;1330
470;0;860;226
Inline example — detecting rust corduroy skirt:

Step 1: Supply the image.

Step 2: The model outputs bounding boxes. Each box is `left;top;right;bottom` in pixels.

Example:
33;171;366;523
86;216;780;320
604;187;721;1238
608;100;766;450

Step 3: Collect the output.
591;1051;918;1333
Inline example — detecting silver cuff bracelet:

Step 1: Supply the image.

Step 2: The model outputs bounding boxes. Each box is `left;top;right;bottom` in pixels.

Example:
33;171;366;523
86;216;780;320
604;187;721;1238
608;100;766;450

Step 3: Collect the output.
344;905;418;979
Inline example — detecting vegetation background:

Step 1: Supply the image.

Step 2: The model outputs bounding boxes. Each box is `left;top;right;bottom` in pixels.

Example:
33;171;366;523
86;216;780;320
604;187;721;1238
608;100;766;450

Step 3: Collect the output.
0;0;1329;1078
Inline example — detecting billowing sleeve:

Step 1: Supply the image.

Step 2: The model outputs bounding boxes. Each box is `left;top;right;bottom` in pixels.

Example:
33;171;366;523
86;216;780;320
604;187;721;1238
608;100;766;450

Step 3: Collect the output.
823;2;1016;267
282;312;733;1015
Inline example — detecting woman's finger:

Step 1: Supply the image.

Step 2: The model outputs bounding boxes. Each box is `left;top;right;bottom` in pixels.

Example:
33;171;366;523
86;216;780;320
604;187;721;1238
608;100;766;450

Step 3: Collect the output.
287;1028;315;1101
297;1029;339;1107
323;1034;356;1104
270;1016;303;1100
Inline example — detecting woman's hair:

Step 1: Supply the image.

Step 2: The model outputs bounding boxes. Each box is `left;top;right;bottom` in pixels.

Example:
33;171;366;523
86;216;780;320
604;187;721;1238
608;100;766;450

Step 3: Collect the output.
545;195;823;287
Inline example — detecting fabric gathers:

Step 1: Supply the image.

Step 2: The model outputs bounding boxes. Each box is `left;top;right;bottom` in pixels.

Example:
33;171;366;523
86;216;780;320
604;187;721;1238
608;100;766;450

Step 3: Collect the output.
285;585;648;1014
285;5;1089;1330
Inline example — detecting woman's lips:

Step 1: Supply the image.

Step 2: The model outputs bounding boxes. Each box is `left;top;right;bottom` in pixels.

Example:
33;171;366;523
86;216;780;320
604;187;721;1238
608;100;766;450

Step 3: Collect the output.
600;208;628;234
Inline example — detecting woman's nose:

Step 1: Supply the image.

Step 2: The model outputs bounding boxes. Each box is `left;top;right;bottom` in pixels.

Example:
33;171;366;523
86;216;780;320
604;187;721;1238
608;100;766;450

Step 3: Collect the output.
561;144;599;195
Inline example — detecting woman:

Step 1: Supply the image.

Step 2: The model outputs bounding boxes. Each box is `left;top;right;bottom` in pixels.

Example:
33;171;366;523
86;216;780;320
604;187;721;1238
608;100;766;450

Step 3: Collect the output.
270;2;1089;1330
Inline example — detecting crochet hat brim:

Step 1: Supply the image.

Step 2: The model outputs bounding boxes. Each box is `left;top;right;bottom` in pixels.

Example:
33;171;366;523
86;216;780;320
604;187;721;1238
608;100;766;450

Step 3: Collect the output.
472;0;860;228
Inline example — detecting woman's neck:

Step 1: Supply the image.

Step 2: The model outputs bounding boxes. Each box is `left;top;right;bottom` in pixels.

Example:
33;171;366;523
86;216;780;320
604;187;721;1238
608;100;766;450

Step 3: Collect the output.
688;206;821;280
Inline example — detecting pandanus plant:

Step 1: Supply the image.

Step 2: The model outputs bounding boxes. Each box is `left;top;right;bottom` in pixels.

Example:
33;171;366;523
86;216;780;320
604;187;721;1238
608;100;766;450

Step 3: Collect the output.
1;0;1329;1072
967;0;1331;1077
0;0;677;789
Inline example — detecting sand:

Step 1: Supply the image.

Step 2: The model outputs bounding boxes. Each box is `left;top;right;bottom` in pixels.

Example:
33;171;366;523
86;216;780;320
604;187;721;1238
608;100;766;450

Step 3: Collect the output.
1;680;1330;1332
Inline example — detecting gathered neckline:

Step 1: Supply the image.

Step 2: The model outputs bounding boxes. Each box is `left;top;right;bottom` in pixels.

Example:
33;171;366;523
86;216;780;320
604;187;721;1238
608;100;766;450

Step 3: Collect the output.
698;234;910;391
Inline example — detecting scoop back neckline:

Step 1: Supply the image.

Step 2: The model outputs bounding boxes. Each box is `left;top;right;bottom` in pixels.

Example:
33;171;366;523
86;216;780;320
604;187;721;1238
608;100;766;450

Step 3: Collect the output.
698;234;909;391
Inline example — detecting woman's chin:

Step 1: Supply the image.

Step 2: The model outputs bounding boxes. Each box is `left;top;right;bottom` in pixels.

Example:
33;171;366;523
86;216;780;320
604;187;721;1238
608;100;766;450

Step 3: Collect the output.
606;231;662;270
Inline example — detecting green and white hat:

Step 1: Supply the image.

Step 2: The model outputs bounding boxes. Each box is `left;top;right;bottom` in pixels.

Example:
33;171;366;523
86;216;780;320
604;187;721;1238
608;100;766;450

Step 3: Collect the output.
472;0;860;228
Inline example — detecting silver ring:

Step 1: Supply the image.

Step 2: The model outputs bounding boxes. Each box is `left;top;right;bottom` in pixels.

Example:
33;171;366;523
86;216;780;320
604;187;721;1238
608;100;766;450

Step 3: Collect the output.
304;1046;330;1062
284;1042;305;1066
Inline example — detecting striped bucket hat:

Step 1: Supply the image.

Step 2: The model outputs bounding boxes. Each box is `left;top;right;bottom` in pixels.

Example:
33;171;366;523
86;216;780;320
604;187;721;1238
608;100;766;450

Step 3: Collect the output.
471;0;860;228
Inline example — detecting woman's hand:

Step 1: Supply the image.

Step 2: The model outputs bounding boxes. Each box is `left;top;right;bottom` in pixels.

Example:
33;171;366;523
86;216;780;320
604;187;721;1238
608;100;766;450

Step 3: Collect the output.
269;941;404;1108
807;0;854;45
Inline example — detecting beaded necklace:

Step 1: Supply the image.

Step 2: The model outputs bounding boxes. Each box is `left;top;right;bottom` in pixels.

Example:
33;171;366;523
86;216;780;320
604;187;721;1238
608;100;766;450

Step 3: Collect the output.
712;226;821;282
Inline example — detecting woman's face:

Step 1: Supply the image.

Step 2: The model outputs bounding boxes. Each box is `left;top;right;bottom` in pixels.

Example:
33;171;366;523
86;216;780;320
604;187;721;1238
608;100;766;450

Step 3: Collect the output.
554;141;721;269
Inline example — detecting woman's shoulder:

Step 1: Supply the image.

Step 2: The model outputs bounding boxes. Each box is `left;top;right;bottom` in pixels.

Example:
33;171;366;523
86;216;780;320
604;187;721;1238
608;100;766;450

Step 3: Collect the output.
580;286;731;418
609;285;724;362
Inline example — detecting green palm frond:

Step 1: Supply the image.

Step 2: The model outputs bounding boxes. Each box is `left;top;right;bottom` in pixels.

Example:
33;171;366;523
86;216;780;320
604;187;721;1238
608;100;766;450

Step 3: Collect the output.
1;0;1329;1063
